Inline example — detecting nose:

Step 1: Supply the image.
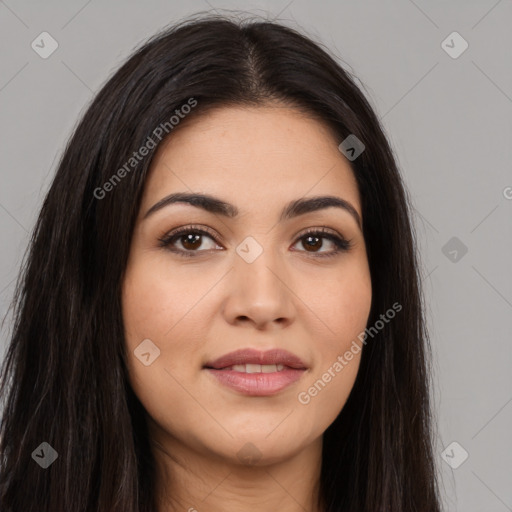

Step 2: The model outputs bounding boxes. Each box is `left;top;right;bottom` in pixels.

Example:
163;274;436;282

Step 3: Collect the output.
221;247;296;330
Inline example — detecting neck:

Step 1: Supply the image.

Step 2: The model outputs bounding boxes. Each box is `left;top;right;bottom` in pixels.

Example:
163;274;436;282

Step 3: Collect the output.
149;421;324;512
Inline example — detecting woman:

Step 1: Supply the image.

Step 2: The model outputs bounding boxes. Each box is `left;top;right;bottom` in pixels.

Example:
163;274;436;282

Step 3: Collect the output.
0;12;442;512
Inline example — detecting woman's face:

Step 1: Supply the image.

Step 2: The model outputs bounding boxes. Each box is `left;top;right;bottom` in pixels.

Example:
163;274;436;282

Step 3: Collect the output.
122;105;372;465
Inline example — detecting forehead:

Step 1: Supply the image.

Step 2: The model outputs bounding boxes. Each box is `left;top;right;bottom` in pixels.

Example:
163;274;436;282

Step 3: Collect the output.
141;105;361;218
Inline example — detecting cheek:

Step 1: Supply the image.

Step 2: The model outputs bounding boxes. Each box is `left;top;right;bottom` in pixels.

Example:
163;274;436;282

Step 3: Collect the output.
121;267;211;434
295;254;372;344
295;292;367;431
295;352;361;438
293;259;371;419
121;257;227;404
121;258;215;348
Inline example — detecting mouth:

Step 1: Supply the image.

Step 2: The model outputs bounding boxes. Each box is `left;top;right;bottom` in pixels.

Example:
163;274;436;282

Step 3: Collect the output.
203;348;308;396
203;347;307;370
206;363;290;373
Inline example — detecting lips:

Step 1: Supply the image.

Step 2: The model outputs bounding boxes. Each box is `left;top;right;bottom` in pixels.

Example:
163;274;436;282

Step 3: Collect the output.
203;348;307;370
203;348;308;396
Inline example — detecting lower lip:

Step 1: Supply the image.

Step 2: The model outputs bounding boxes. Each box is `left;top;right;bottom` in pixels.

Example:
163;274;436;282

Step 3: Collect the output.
204;368;306;396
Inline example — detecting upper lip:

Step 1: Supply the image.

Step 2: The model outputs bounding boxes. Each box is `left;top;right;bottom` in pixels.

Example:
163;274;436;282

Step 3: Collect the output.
204;348;307;370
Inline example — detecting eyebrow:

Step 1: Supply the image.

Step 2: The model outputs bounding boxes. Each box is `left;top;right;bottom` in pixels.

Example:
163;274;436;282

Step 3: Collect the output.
143;192;362;230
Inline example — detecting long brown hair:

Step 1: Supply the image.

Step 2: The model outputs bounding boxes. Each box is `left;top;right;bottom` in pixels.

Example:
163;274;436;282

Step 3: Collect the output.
0;12;442;511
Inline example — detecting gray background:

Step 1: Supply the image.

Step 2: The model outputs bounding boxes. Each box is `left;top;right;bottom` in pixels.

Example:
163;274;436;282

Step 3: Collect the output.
1;0;511;510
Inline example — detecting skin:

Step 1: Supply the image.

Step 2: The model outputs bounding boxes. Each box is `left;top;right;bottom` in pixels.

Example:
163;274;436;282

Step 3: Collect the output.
121;104;372;512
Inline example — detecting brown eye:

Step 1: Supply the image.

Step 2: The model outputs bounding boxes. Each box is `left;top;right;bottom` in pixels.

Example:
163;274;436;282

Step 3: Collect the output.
302;234;324;252
180;233;203;251
158;226;352;259
292;229;352;258
158;227;223;257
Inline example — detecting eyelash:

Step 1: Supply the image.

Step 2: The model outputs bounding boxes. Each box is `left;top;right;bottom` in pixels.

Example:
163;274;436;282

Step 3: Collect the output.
157;225;353;259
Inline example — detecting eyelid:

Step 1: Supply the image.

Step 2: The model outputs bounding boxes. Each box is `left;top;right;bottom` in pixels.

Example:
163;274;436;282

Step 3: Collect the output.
165;224;220;242
296;225;342;239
